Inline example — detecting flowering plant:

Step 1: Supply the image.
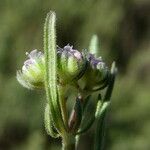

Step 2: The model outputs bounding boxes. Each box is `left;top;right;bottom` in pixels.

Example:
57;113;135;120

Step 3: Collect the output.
17;11;117;150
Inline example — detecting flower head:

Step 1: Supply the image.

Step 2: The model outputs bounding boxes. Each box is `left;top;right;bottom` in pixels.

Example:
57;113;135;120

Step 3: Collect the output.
57;45;87;84
17;49;45;89
88;53;108;78
79;53;109;91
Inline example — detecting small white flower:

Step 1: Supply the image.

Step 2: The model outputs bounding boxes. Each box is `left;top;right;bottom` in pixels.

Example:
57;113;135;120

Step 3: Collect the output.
57;45;87;84
80;53;109;91
17;49;45;89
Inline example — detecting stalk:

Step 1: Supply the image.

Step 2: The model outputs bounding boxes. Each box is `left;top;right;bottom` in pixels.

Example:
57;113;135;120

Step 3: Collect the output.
62;134;76;150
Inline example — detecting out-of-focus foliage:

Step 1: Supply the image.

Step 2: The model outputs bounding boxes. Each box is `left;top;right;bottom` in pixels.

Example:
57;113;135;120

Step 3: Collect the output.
0;0;150;150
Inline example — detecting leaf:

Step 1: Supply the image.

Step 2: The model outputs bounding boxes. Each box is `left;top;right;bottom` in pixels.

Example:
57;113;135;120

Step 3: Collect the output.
94;62;117;150
44;11;65;134
69;96;82;133
44;104;59;138
94;108;107;150
76;95;99;135
95;101;110;119
89;34;99;57
76;116;95;135
73;96;82;132
103;61;117;102
94;99;109;150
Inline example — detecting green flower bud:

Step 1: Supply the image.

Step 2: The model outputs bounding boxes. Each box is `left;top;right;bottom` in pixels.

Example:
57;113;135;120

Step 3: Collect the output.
80;53;109;91
17;49;45;89
57;45;87;84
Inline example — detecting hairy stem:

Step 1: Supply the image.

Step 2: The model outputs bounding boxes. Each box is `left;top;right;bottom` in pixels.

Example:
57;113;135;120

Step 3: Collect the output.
62;134;76;150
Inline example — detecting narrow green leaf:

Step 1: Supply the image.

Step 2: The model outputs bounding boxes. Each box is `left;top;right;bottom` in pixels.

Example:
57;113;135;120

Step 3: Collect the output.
95;100;102;117
44;11;57;106
73;97;82;132
44;11;65;134
95;101;110;118
94;108;107;150
82;95;91;111
94;99;109;150
76;95;100;135
69;96;82;133
103;61;117;102
89;34;99;57
44;104;59;138
94;62;117;150
76;116;95;135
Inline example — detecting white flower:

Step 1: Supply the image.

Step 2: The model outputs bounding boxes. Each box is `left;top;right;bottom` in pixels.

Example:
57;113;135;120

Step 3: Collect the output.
17;49;45;89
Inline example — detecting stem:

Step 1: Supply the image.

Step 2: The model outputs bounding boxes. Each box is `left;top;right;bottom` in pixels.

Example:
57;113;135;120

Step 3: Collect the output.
62;134;76;150
75;135;80;150
94;109;107;150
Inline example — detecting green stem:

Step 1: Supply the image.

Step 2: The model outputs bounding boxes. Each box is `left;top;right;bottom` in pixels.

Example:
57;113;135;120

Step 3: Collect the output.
62;134;76;150
75;135;80;150
94;109;107;150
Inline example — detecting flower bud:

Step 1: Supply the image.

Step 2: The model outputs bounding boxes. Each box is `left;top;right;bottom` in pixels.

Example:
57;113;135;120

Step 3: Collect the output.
89;54;108;81
17;49;45;89
80;53;109;91
57;45;87;84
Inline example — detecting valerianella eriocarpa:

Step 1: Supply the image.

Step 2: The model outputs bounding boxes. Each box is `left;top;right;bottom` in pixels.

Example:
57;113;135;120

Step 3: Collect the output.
17;11;117;150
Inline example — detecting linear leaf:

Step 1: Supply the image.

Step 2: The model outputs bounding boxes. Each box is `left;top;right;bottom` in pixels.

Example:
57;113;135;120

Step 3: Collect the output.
89;34;99;57
44;104;59;138
44;11;65;133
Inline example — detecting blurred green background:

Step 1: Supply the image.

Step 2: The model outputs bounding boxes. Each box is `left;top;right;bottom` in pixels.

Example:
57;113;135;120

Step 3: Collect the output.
0;0;150;150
